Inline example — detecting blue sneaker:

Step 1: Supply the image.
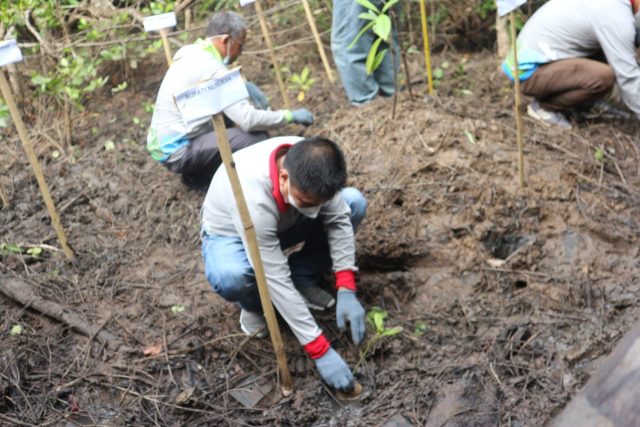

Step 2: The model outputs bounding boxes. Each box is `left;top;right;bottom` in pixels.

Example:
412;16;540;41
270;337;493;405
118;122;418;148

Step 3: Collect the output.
527;101;572;129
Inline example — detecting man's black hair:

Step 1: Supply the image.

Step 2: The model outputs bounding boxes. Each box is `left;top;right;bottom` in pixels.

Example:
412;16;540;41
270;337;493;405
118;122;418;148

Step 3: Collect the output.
283;137;347;200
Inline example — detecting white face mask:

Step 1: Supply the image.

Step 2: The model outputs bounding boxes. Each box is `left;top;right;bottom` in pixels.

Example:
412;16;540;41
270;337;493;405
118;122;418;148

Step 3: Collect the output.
223;38;232;65
287;193;322;219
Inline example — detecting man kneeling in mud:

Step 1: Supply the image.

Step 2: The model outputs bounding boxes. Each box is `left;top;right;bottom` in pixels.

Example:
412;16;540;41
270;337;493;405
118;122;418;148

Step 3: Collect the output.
200;135;367;392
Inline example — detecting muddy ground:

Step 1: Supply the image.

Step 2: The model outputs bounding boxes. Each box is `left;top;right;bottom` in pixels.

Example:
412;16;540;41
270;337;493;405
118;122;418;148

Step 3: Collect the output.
2;31;640;427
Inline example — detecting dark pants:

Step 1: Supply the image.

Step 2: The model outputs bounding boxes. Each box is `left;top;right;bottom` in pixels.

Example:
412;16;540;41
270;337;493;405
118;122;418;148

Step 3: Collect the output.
522;58;616;111
165;128;268;191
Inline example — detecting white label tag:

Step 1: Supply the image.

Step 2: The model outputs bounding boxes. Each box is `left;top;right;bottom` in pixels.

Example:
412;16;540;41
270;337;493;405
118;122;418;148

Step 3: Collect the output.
240;0;256;6
175;68;249;124
143;12;177;32
0;39;24;67
496;0;526;17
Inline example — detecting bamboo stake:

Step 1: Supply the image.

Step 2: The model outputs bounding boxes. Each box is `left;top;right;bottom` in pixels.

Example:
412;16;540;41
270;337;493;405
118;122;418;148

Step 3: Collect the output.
509;12;526;188
211;113;293;395
0;71;74;259
0;180;8;208
300;0;334;83
254;0;290;109
419;0;434;95
159;28;173;66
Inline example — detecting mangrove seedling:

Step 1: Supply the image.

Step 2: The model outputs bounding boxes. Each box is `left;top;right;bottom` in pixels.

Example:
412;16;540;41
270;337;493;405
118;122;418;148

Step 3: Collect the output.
288;67;316;102
355;306;403;370
348;0;398;75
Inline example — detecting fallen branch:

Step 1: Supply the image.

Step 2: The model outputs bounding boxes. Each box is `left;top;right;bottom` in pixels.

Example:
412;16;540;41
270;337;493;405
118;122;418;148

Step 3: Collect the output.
0;276;121;349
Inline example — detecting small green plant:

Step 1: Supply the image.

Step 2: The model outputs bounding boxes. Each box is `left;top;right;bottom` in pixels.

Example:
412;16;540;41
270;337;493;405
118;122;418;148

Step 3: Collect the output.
414;321;427;336
0;99;10;128
1;243;23;254
143;0;176;14
10;324;23;336
349;0;398;75
355;307;403;370
288;67;316;102
143;101;155;114
171;304;186;315
1;243;46;257
111;82;128;93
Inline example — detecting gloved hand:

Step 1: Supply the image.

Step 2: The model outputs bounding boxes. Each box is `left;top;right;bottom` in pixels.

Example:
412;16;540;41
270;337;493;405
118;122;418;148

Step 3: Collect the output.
245;81;270;110
336;289;365;345
314;347;354;392
289;108;314;126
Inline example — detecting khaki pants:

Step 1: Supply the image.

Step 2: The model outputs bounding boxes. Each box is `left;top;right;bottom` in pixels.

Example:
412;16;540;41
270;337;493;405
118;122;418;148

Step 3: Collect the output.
521;58;616;111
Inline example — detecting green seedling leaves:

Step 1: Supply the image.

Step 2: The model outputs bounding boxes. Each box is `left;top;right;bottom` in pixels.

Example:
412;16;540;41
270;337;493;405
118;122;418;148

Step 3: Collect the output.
464;130;476;145
372;48;388;74
357;307;403;370
348;21;375;49
414;321;428;336
433;68;445;80
1;243;23;254
358;11;377;21
0;100;9;128
366;306;390;335
10;324;23;336
171;304;186;314
3;243;48;257
356;0;379;13
380;326;403;337
26;247;43;257
111;81;128;93
381;0;399;14
594;147;604;163
104;141;116;151
366;38;384;75
372;14;391;41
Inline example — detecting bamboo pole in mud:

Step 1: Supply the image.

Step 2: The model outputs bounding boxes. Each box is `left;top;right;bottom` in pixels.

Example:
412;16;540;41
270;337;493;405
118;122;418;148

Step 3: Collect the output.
211;112;293;395
159;29;173;66
254;0;291;109
300;0;335;83
419;0;434;95
509;12;526;188
0;71;74;260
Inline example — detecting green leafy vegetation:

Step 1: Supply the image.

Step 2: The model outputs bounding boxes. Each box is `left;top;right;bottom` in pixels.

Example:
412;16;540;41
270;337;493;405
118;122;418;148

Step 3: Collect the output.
288;66;316;101
355;307;403;370
0;99;10;128
349;0;398;75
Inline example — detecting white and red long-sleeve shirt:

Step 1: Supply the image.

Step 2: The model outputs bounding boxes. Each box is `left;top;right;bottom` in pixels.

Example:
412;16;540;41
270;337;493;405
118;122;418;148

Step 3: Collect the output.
201;136;357;358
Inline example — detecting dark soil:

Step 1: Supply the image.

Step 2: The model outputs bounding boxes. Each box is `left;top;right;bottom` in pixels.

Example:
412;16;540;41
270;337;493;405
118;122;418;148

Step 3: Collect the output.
2;28;640;427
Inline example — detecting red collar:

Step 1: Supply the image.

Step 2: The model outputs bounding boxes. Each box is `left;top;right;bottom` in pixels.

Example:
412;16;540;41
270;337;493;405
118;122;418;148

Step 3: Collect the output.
269;144;292;213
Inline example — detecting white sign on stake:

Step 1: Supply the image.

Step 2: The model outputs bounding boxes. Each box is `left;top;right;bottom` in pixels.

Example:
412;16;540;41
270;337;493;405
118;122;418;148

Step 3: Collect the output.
240;0;256;6
0;40;24;68
143;12;177;32
496;0;527;17
175;68;249;125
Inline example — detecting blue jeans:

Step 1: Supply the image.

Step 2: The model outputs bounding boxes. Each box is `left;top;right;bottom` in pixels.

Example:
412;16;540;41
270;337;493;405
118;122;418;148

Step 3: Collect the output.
331;0;397;104
202;188;367;312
